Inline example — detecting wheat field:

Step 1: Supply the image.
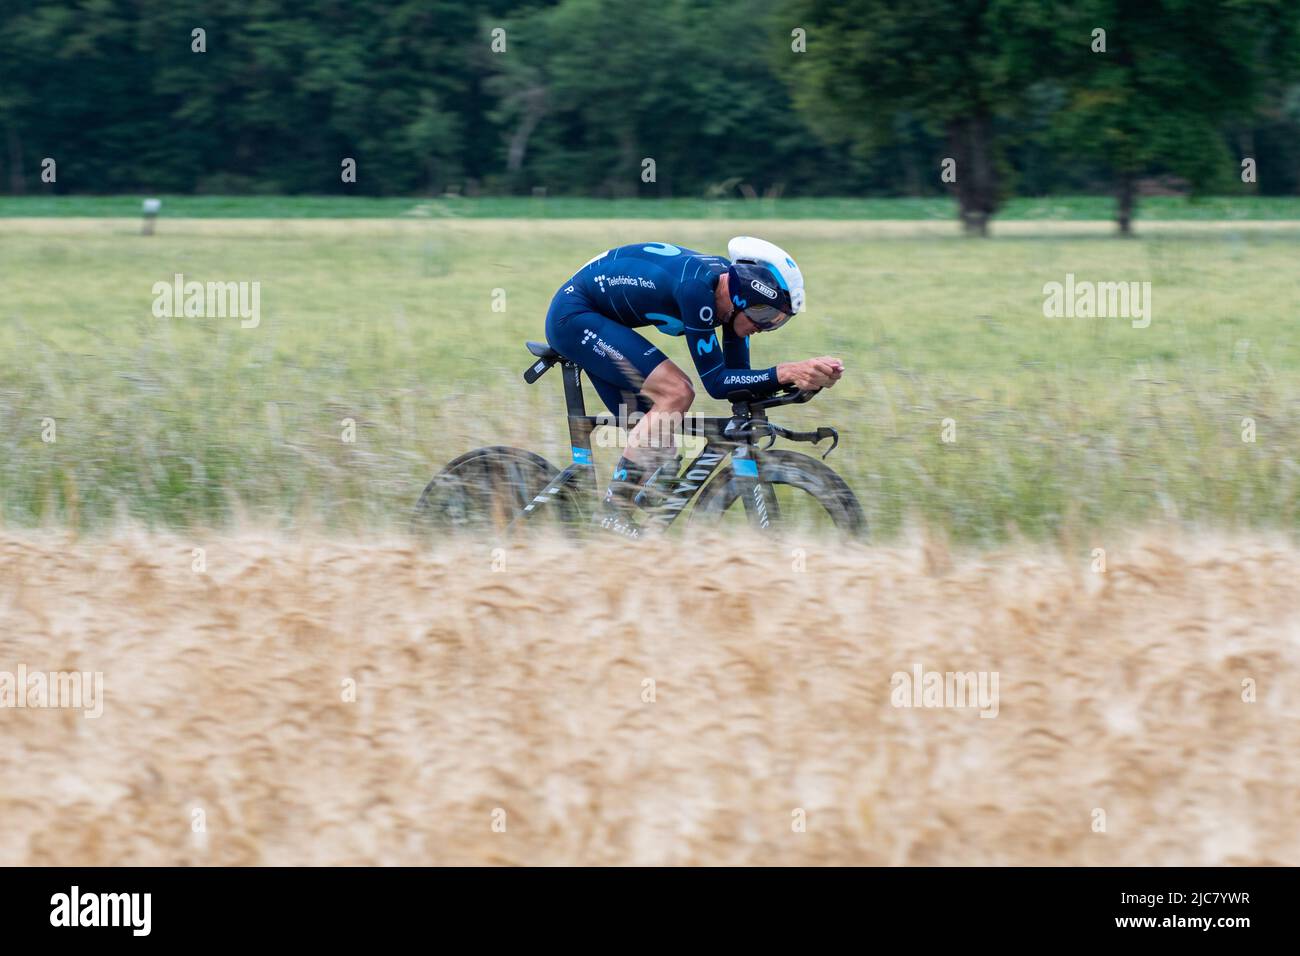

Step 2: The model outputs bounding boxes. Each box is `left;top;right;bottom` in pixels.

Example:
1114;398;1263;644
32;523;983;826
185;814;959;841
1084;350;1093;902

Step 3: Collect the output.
4;212;1297;865
2;525;1296;866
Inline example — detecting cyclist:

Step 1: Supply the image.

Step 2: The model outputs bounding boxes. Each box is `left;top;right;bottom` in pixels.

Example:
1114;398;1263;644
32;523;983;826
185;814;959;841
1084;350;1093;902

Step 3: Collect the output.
544;237;843;520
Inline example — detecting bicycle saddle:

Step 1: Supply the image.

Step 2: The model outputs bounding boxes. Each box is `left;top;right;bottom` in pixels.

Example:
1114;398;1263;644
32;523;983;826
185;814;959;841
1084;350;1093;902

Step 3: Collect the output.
526;341;560;360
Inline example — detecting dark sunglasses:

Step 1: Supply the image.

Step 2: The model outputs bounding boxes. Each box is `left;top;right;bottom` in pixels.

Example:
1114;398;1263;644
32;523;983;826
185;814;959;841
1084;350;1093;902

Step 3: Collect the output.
741;304;792;331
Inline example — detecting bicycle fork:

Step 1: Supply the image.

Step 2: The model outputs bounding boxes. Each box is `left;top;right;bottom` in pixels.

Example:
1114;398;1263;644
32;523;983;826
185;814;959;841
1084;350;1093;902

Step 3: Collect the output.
731;446;781;531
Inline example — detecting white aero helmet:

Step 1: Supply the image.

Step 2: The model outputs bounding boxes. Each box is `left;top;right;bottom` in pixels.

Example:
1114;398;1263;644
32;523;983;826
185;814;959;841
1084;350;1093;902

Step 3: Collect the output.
727;236;805;327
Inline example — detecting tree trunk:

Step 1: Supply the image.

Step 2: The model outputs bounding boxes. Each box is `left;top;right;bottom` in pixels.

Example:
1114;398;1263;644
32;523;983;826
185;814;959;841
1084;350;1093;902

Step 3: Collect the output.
6;126;25;194
615;128;638;198
1237;128;1256;193
946;114;998;237
1116;173;1136;236
506;85;546;192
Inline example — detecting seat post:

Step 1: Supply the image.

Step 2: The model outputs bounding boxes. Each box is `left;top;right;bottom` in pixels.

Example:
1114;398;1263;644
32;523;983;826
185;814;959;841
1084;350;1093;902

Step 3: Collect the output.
562;362;598;497
562;361;587;418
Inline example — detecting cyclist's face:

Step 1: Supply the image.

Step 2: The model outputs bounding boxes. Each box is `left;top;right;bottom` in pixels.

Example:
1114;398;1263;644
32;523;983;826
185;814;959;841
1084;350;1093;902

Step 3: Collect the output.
732;310;760;336
719;273;780;336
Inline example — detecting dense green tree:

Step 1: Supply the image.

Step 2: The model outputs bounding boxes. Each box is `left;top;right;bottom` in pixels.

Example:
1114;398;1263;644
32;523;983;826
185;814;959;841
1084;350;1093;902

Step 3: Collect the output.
484;0;863;197
0;0;160;192
1048;0;1300;233
782;0;1057;234
0;0;1296;202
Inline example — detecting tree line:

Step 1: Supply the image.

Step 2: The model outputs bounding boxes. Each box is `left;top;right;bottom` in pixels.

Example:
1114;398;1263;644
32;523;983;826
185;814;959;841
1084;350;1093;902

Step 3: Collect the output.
2;0;1298;232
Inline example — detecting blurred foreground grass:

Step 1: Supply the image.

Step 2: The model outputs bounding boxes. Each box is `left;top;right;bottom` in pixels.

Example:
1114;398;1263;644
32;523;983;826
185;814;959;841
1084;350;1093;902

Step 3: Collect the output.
2;216;1298;542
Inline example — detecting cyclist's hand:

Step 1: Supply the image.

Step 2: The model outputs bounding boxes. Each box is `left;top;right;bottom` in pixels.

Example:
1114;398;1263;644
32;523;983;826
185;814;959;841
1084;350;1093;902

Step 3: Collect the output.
818;357;845;383
777;357;844;390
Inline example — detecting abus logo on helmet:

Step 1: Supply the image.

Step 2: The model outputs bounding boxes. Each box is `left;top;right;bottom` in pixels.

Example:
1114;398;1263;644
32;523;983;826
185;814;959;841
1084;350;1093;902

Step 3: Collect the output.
750;279;778;300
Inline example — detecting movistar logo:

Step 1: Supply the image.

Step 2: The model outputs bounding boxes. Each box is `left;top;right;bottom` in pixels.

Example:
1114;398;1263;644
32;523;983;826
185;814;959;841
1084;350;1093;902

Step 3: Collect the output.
642;242;681;257
646;312;684;335
695;337;716;356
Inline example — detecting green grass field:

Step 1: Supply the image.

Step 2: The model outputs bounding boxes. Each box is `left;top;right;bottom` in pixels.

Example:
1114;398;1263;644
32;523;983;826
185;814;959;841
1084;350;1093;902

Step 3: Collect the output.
2;210;1298;543
4;194;1300;220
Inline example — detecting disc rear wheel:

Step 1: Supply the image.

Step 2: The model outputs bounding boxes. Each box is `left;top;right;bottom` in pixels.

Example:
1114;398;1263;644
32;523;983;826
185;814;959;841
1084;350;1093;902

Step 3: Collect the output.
411;446;582;537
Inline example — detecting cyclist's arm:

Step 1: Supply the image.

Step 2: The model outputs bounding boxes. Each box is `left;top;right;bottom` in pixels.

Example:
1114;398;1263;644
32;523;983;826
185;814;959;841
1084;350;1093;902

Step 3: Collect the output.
720;315;844;393
674;278;780;399
686;330;777;398
722;321;751;370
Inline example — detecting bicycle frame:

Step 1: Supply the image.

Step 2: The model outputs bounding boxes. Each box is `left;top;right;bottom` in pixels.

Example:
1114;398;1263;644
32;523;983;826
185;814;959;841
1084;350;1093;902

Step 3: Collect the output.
516;352;800;532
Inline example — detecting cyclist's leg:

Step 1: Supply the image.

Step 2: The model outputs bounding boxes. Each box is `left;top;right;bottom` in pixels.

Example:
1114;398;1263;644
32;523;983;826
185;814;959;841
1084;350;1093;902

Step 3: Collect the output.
586;371;652;423
546;301;689;502
546;297;672;421
614;362;693;507
624;360;693;457
582;366;690;496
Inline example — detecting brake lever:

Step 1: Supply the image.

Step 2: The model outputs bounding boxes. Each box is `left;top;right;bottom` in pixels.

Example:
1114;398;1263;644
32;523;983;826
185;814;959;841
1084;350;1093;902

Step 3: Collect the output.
815;426;839;459
762;424;839;458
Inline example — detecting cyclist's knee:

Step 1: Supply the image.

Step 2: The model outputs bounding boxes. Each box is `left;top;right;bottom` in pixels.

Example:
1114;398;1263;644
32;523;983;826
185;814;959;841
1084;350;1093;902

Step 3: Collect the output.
670;377;696;411
646;370;694;412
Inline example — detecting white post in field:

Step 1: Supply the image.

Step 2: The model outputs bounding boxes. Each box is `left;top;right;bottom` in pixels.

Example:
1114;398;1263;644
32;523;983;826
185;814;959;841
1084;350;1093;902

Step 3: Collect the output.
142;197;162;235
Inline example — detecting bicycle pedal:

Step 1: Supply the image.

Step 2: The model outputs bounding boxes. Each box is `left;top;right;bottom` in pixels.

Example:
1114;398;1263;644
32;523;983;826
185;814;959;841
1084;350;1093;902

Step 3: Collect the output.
631;486;660;509
631;459;684;509
603;484;639;513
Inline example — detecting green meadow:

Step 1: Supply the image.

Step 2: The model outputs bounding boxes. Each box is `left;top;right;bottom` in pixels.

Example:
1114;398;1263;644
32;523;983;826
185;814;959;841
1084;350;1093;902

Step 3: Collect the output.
3;207;1298;543
4;194;1300;220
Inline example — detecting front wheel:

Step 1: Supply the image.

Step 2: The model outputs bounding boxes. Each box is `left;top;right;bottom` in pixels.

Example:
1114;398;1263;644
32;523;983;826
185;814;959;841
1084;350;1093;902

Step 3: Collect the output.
689;449;867;539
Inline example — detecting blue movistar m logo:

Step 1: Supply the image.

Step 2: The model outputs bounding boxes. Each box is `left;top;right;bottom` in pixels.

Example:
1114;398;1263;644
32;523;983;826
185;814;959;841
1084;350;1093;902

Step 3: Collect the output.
695;337;716;356
642;242;681;256
646;312;684;335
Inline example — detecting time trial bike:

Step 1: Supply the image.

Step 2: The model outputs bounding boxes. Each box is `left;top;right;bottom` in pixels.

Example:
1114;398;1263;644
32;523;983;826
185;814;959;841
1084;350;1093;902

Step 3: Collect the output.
411;340;867;539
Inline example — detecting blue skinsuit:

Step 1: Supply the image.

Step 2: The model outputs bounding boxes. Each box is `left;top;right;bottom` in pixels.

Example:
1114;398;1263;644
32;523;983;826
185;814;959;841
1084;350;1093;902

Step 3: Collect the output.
544;242;781;416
